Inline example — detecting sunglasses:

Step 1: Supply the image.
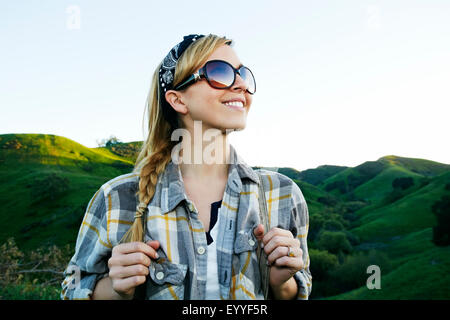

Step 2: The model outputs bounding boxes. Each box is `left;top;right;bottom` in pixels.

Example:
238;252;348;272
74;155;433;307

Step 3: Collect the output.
174;59;256;94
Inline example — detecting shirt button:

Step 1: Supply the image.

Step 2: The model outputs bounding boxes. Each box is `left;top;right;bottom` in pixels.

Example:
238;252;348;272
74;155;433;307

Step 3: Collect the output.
248;238;255;246
156;272;164;280
197;246;206;255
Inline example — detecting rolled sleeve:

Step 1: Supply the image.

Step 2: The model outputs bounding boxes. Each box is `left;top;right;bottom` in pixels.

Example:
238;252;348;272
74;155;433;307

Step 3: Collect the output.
290;181;312;300
61;186;112;300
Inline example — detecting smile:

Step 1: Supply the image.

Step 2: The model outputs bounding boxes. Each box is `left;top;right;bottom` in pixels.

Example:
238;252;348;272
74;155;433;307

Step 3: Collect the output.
223;101;244;110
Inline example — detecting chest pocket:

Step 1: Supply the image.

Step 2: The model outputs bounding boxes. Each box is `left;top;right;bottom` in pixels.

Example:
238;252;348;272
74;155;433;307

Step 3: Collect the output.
230;231;262;300
146;259;188;300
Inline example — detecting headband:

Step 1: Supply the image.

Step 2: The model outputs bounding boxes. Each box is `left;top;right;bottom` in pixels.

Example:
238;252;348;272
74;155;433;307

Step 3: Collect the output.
158;34;205;130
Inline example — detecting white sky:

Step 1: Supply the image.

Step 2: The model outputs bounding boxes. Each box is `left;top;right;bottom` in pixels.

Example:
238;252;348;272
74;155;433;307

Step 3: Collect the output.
1;0;449;171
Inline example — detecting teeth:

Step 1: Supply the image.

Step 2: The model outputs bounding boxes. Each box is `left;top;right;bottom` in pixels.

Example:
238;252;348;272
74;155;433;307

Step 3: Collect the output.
223;101;244;108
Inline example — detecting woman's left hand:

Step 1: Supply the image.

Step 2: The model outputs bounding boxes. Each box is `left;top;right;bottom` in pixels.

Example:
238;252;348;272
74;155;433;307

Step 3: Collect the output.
253;225;304;287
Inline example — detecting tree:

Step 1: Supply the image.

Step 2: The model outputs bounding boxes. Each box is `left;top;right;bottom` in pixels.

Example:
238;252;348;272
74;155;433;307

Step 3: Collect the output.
316;231;352;255
308;248;338;281
96;135;122;148
432;195;450;246
30;173;70;202
392;177;414;190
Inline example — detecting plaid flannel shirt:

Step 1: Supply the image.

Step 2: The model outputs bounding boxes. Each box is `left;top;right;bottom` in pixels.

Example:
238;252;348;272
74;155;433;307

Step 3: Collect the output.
61;144;312;300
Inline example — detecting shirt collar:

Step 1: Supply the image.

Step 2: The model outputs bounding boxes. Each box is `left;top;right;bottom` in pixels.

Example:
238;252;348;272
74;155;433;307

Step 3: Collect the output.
159;143;259;215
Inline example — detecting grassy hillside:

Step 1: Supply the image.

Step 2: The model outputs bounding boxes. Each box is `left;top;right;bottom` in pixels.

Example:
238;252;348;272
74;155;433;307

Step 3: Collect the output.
351;171;450;242
327;228;450;299
319;155;449;203
0;134;134;250
298;165;348;186
1;133;449;300
95;141;143;163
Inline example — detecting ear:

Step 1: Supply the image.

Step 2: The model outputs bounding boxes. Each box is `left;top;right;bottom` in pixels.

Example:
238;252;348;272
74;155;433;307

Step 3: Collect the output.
165;90;188;115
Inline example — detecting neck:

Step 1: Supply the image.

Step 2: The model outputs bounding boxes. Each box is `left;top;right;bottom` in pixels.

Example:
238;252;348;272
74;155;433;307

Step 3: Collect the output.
177;131;231;181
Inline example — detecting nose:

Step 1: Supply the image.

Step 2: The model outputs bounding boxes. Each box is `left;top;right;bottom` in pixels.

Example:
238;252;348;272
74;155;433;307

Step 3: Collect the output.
231;72;249;92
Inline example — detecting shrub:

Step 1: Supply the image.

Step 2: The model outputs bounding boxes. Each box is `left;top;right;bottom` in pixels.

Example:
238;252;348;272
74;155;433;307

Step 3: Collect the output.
0;237;74;300
316;231;353;255
30;173;70;202
432;195;450;246
324;180;347;194
392;177;414;190
323;219;344;232
308;248;338;281
326;249;391;295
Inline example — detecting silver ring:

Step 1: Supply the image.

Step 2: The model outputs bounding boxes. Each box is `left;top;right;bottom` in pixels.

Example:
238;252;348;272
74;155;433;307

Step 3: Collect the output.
287;246;295;257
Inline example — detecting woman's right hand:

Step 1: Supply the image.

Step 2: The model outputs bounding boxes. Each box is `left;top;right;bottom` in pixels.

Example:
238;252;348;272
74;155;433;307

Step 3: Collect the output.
107;240;160;299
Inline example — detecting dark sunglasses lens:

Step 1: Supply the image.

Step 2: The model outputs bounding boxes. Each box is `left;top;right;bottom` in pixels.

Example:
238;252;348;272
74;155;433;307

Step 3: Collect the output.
240;67;256;94
205;61;234;88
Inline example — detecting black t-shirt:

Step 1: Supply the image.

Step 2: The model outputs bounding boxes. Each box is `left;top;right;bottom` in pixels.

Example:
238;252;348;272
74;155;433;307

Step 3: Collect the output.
206;199;222;245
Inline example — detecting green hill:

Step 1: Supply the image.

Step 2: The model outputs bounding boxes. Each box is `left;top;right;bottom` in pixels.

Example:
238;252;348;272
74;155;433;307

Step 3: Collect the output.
351;171;450;242
1;133;449;300
0;134;135;250
327;228;450;299
319;155;449;202
298;165;348;186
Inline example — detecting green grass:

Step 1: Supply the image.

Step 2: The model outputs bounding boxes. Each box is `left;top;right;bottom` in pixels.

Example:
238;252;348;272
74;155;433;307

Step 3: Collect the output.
326;228;450;299
0;134;134;250
351;172;450;242
0;283;61;300
352;165;423;204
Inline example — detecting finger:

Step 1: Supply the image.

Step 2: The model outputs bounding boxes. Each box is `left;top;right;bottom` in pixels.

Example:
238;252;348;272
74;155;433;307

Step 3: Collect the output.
267;246;289;265
113;241;157;259
253;224;265;241
112;275;147;294
273;255;304;269
146;240;160;252
109;264;149;280
262;227;294;246
263;236;299;256
111;251;152;268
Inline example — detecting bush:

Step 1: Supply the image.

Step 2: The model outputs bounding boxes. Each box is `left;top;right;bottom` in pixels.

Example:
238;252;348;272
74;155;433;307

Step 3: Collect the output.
29;173;70;202
326;249;391;296
308;248;339;281
0;238;74;300
316;231;353;255
323;219;344;232
324;180;347;194
318;196;338;207
309;213;325;242
432;195;450;246
392;177;414;190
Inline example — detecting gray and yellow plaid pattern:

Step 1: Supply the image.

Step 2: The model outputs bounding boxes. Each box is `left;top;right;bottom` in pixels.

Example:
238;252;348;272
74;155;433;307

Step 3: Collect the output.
61;144;312;300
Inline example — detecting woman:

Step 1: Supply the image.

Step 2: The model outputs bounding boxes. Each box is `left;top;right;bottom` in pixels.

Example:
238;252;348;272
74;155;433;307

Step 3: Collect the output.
61;34;312;300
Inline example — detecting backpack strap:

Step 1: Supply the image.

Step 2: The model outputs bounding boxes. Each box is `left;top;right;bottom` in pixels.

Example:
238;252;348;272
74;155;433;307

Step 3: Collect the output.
255;170;270;299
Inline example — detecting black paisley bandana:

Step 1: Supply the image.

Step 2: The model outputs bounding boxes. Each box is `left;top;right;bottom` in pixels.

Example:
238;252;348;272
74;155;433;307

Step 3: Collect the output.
158;34;205;130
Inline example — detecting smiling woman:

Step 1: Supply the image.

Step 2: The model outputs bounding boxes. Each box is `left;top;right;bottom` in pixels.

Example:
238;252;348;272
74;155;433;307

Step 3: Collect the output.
61;33;312;300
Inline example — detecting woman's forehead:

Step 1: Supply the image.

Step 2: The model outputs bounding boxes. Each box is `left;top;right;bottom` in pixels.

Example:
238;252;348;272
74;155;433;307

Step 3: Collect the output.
206;45;242;69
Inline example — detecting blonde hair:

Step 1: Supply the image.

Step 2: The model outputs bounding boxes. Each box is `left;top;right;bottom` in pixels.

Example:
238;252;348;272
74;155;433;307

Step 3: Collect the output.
120;34;233;243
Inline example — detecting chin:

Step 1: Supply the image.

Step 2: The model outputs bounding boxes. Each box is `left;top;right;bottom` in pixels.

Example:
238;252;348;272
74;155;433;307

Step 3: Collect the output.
229;123;247;132
217;123;246;134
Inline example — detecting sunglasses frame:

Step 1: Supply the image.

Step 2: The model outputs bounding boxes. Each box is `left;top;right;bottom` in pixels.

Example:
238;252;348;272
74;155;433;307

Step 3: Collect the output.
173;59;256;94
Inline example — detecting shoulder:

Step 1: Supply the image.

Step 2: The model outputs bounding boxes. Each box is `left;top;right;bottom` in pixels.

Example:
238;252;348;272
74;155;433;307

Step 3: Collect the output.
254;168;306;208
84;172;140;220
98;172;140;197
